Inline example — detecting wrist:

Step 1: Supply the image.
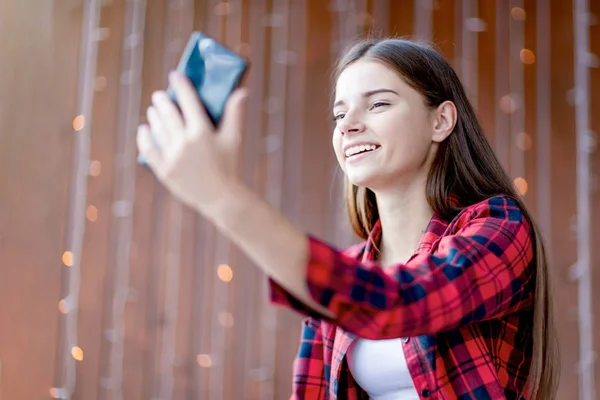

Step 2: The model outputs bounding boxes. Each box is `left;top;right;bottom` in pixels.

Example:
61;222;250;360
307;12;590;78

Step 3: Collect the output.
198;179;254;227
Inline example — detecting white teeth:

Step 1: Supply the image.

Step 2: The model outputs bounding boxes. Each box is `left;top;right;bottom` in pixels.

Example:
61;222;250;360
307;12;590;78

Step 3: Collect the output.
345;144;378;157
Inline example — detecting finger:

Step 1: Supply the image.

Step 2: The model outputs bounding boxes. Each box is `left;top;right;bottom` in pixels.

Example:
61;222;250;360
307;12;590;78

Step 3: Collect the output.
136;124;162;169
146;106;169;149
168;71;213;133
218;88;249;147
151;91;185;136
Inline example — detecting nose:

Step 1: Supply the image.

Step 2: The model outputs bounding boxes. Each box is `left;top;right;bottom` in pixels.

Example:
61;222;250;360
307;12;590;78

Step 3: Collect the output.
338;116;366;136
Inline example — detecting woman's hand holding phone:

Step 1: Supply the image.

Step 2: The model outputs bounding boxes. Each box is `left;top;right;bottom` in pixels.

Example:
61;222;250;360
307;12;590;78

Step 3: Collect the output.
136;71;249;216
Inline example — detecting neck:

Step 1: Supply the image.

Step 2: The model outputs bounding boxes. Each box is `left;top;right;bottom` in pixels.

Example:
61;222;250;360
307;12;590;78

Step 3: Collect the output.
373;178;433;267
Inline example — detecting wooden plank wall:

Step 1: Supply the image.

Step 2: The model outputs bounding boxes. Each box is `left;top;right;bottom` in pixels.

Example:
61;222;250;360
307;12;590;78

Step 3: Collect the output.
0;0;598;399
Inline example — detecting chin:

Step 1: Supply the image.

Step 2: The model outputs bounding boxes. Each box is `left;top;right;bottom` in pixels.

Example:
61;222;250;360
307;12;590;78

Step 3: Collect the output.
345;171;380;189
346;169;406;192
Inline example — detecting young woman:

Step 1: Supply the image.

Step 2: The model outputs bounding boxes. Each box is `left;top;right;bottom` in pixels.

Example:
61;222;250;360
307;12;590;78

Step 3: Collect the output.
137;38;560;399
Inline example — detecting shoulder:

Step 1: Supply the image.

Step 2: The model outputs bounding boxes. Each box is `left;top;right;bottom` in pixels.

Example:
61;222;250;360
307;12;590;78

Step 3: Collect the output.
453;195;529;228
448;195;534;264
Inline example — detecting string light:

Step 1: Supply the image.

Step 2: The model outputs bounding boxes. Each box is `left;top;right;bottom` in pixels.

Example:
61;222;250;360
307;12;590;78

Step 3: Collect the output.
217;264;233;282
196;354;212;367
94;76;108;91
515;132;532;151
156;3;190;400
513;177;528;196
494;2;511;169
53;1;103;398
255;1;296;399
519;48;536;64
72;115;86;131
205;3;253;399
71;346;84;361
86;205;98;222
535;0;552;243
89;160;102;176
573;0;596;397
62;251;74;267
508;0;527;203
58;297;72;314
510;6;526;21
499;95;518;114
102;0;147;399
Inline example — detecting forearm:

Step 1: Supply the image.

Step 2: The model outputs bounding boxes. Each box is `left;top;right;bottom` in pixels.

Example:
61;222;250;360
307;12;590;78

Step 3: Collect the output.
201;181;334;319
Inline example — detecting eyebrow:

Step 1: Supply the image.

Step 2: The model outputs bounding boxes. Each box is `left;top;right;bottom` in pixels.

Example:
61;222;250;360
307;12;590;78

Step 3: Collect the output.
333;88;399;108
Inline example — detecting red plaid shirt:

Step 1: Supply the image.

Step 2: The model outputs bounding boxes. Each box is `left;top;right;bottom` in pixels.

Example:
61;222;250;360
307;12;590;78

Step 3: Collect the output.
270;196;535;399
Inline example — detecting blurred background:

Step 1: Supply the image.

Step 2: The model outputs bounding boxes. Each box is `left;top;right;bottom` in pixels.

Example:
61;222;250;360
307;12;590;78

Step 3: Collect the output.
0;0;599;399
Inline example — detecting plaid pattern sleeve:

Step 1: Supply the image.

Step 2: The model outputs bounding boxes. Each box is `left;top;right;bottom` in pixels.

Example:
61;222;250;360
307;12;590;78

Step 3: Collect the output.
269;243;365;321
289;318;328;399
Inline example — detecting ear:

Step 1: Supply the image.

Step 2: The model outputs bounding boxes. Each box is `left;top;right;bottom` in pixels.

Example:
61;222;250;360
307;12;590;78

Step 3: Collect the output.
431;100;457;143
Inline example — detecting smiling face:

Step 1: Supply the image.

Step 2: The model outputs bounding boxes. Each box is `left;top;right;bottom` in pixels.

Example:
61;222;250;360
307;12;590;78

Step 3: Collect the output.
332;59;441;191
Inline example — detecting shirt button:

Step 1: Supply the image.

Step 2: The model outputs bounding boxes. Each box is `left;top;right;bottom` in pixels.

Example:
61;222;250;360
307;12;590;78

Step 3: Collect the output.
421;389;431;397
401;337;409;343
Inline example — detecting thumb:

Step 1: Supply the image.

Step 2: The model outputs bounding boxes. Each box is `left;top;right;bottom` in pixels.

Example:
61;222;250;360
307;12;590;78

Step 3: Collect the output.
219;88;249;146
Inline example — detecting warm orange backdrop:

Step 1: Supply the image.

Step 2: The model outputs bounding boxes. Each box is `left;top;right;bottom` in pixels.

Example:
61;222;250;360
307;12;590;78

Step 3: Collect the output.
1;1;598;399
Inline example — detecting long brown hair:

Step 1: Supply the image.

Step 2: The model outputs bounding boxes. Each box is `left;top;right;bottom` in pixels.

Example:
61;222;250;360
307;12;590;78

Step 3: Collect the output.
334;38;559;399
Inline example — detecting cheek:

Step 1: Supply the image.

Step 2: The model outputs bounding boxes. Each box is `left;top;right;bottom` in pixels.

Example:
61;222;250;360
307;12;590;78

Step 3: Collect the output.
391;132;433;167
332;130;345;165
379;120;433;167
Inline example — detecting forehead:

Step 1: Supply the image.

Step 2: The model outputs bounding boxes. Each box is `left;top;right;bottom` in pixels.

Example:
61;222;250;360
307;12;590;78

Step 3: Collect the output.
335;60;403;98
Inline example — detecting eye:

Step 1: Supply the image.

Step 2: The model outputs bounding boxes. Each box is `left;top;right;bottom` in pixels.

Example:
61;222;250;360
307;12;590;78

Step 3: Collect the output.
370;101;390;110
333;112;346;121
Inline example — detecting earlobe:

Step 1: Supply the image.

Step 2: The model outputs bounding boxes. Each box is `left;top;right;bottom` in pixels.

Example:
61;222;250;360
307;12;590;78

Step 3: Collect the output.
432;101;457;142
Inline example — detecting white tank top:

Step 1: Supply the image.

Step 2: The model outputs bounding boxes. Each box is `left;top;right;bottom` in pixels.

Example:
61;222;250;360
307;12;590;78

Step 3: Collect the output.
347;338;420;400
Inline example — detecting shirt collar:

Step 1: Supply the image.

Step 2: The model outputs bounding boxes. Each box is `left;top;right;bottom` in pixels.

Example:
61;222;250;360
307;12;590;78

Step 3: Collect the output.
361;213;449;262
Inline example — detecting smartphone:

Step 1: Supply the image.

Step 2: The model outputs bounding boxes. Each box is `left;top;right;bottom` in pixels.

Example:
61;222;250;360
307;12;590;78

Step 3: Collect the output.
167;31;248;128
